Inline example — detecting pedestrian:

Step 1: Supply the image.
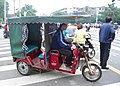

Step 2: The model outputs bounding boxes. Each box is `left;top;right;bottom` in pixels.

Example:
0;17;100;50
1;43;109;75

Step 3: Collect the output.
99;17;115;69
0;23;1;29
66;24;76;37
86;23;90;32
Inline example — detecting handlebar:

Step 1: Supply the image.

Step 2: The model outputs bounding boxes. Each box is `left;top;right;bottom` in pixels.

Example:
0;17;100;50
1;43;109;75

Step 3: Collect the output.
73;43;81;48
86;33;91;40
73;42;89;49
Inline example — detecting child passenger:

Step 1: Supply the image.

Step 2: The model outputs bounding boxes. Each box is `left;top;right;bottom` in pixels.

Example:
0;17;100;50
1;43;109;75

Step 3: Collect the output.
73;24;87;44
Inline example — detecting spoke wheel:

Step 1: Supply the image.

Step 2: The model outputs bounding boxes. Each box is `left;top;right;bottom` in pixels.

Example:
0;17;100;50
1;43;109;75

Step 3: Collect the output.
82;63;102;82
87;48;95;59
17;61;31;75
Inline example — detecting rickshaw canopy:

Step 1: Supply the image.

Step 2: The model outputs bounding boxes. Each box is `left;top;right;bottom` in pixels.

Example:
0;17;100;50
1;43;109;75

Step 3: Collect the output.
8;15;91;24
8;15;90;58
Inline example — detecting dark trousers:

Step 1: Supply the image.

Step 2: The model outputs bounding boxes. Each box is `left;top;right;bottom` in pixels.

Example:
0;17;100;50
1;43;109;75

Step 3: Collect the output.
59;48;72;66
100;42;111;67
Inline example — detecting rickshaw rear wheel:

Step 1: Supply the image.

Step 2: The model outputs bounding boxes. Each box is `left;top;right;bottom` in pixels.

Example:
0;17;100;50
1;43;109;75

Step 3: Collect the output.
82;63;102;82
17;61;32;76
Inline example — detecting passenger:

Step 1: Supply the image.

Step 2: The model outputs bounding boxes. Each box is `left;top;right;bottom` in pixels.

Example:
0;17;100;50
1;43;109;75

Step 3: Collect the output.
51;23;76;67
73;23;87;45
63;29;68;38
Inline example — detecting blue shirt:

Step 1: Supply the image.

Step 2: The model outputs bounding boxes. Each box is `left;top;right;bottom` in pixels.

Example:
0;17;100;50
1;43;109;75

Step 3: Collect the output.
99;23;115;43
63;30;68;37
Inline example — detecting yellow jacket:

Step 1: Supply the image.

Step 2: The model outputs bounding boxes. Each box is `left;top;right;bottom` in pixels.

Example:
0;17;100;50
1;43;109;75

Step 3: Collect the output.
73;29;86;44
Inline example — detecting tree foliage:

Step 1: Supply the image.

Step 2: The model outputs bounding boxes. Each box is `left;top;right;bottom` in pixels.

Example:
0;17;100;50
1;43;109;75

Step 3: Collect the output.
51;11;67;16
16;4;37;17
51;3;120;24
100;3;120;23
0;0;9;22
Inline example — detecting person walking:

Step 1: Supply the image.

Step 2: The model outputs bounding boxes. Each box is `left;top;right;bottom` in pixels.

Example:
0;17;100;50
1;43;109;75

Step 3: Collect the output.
99;17;115;69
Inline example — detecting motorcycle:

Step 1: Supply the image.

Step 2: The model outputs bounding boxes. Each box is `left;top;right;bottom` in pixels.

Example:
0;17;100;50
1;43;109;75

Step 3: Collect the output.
85;33;96;59
3;30;9;38
65;33;96;60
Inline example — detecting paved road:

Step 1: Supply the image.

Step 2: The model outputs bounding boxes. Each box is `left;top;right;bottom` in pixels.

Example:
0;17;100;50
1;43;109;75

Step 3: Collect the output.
0;29;120;86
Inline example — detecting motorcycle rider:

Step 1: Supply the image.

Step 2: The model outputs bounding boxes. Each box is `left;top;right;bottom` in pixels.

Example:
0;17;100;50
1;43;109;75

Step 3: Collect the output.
51;23;76;67
3;24;9;38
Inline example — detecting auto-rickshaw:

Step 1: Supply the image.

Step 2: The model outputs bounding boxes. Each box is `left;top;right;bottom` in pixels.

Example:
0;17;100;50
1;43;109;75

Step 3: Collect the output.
8;15;102;82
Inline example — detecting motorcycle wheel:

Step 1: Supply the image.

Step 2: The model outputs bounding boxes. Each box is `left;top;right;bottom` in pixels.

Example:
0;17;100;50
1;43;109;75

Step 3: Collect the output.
3;34;8;38
87;48;95;59
82;63;102;82
17;61;32;75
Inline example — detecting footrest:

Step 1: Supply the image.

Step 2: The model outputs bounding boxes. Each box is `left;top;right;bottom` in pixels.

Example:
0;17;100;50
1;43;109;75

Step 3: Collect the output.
38;53;44;58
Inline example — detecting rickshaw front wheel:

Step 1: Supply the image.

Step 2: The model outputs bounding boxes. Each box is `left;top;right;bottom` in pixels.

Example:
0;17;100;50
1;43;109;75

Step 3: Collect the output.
17;61;32;76
82;63;102;82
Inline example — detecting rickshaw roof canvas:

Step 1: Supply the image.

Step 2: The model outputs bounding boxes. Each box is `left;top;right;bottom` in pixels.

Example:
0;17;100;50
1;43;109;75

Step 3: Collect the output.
8;15;91;24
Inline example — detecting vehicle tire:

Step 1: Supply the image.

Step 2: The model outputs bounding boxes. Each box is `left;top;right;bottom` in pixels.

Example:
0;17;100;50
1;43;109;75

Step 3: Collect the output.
82;63;102;82
17;61;32;76
87;48;95;59
4;35;7;38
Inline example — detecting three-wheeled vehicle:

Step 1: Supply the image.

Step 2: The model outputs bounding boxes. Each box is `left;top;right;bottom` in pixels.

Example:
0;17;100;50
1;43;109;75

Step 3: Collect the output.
8;16;102;82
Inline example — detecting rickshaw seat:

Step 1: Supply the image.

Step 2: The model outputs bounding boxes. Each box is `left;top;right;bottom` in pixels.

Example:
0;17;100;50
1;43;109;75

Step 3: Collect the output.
26;45;38;54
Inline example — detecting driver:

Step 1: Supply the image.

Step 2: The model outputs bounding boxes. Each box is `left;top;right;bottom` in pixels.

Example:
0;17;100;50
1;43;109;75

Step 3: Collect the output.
51;23;76;67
